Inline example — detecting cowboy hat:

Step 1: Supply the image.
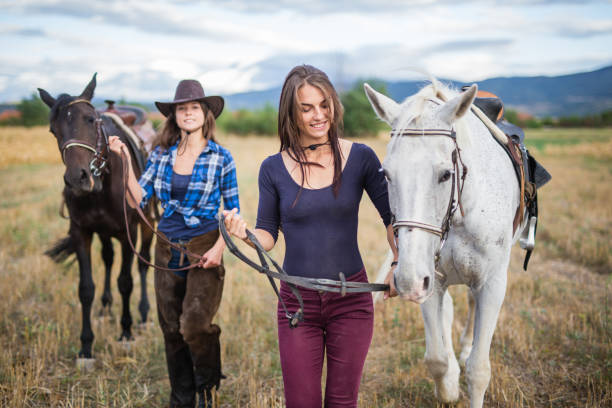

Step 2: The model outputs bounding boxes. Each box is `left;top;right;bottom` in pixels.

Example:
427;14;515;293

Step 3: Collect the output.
155;79;224;118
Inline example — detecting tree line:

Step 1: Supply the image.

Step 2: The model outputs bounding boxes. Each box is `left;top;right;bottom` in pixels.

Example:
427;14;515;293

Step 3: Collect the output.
3;87;611;134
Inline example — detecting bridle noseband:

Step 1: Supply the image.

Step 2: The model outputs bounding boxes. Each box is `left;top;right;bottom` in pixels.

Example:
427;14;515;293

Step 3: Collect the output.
58;98;109;177
390;128;467;265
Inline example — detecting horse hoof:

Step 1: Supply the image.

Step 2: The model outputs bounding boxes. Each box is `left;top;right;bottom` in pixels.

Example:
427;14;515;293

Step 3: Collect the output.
76;357;95;371
434;357;461;403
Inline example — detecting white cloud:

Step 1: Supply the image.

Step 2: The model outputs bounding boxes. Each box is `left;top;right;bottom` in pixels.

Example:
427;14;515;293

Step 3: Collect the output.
0;0;610;100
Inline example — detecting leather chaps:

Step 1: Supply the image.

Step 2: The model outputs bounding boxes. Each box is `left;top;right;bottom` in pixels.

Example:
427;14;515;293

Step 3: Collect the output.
154;229;225;408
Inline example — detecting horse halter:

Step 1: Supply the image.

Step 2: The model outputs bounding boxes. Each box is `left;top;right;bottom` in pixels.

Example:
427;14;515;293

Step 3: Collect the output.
390;128;468;264
59;98;109;177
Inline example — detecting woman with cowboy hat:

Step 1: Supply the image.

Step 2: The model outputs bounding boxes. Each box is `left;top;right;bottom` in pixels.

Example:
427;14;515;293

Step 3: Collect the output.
222;65;398;407
109;79;239;408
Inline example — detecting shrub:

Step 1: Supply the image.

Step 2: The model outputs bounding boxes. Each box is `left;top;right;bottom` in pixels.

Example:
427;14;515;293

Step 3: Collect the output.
217;104;277;136
18;93;50;127
341;80;389;137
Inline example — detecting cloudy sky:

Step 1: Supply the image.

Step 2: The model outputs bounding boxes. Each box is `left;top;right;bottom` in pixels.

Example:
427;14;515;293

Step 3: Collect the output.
1;0;611;104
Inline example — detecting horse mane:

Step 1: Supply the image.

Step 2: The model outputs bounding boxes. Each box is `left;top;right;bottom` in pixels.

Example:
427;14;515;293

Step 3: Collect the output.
392;79;472;149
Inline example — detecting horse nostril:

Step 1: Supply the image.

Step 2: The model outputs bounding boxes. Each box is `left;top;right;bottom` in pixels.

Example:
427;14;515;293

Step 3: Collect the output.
80;169;89;182
423;276;430;292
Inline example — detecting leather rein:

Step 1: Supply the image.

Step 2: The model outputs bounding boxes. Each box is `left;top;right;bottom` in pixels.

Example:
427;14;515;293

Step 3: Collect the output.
217;213;390;327
56;99;203;274
115;149;389;328
389;128;467;266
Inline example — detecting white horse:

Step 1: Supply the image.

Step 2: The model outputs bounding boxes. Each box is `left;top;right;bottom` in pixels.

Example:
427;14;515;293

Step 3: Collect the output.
365;81;527;407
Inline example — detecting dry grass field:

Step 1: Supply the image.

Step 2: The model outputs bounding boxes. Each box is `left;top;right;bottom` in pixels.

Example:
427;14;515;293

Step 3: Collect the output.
0;126;610;407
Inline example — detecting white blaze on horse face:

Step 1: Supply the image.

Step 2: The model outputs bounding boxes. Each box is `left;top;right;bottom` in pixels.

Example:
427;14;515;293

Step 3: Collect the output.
384;135;456;303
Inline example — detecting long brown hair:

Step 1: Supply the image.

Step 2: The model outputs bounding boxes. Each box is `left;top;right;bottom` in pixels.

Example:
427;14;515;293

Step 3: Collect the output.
278;65;344;202
155;102;218;151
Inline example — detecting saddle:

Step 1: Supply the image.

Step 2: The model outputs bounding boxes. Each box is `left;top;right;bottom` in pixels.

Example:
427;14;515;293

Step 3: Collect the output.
467;88;551;270
99;100;157;153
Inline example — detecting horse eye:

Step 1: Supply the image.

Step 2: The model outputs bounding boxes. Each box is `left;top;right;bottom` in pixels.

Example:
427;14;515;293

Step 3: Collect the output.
85;116;95;123
438;170;452;183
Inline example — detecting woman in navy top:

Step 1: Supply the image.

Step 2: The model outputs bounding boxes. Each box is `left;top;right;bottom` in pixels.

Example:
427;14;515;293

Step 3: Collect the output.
223;65;398;407
110;79;239;408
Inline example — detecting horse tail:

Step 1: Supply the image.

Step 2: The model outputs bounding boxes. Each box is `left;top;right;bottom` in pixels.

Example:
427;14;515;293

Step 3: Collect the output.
45;236;76;263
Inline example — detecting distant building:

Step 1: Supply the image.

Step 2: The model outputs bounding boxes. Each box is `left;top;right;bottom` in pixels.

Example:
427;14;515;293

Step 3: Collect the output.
0;104;18;114
0;109;21;122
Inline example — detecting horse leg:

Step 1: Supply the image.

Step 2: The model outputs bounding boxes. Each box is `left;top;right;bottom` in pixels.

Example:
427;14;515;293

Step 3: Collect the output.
73;229;95;360
117;237;135;341
421;287;460;403
137;220;154;323
459;290;476;367
465;271;507;408
99;235;114;316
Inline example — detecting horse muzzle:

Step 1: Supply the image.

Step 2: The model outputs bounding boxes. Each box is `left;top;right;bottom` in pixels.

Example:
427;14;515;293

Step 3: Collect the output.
394;267;434;304
64;167;101;195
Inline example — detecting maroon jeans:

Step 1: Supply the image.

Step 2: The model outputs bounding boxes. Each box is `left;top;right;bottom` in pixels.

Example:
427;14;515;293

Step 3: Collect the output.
277;268;374;408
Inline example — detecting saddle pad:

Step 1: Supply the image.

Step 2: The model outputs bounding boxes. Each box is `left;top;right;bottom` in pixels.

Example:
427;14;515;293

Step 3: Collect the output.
102;112;147;173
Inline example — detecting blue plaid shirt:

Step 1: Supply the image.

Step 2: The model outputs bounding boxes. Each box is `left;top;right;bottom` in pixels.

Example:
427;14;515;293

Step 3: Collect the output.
139;139;240;228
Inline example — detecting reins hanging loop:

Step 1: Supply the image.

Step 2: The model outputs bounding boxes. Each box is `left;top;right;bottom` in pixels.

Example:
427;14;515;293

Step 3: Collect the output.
216;213;390;328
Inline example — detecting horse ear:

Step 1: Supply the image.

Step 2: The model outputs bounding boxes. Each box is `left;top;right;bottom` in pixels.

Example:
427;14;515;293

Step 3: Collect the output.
364;83;400;126
80;73;97;101
438;84;478;125
38;88;56;108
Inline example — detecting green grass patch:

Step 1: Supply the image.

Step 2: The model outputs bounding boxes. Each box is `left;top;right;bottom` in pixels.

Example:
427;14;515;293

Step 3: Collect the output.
525;133;611;151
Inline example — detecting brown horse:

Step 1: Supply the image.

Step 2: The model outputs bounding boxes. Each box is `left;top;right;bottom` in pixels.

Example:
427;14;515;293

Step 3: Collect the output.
38;74;154;362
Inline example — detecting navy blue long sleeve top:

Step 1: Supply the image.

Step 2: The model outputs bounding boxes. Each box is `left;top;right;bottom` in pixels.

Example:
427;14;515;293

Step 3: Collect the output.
255;143;391;280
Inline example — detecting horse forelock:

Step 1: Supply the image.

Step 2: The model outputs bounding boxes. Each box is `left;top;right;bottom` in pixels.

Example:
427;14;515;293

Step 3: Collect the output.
391;80;472;151
49;94;76;122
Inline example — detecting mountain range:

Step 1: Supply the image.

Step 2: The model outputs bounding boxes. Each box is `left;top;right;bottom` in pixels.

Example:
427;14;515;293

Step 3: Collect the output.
223;65;612;118
4;66;609;119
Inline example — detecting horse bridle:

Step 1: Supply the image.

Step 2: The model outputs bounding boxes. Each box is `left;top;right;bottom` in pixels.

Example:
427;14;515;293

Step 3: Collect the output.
389;128;467;265
58;98;109;177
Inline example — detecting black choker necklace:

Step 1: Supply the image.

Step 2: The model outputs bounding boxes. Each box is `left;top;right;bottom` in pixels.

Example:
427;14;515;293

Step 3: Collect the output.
303;141;330;151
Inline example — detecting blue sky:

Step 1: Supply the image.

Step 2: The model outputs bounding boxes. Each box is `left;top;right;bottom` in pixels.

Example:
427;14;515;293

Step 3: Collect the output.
1;0;611;103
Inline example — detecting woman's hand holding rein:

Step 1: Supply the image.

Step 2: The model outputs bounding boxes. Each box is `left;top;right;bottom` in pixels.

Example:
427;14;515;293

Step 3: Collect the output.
222;208;275;252
108;135;142;208
222;208;248;241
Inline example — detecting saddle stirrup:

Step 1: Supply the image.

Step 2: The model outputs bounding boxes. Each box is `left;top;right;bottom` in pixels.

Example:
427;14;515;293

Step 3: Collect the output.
519;216;537;251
